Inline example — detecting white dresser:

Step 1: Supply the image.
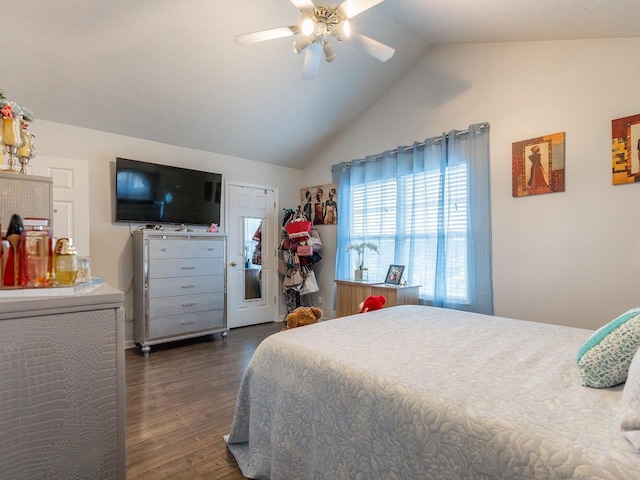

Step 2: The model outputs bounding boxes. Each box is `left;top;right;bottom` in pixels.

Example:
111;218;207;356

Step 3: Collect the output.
132;230;228;355
0;283;126;479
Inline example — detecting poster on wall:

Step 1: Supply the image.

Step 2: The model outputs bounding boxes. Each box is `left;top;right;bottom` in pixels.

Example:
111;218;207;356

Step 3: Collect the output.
612;113;640;185
512;132;565;197
300;183;338;225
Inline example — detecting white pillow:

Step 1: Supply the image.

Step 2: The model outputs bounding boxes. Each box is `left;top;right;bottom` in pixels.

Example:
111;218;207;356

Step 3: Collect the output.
621;347;640;450
577;308;640;388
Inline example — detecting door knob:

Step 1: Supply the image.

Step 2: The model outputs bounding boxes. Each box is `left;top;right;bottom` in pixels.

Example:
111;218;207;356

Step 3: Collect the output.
230;261;237;267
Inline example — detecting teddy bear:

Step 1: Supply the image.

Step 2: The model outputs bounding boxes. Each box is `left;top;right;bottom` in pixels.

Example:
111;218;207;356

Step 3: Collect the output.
359;295;386;313
286;306;323;329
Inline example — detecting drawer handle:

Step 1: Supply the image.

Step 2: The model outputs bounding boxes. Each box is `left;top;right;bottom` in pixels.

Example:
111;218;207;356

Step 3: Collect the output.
182;302;197;307
181;266;196;270
181;320;195;325
181;284;196;289
160;247;167;252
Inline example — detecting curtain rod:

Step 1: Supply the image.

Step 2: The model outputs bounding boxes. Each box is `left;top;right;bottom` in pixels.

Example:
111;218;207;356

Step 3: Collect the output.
364;123;489;163
330;123;490;170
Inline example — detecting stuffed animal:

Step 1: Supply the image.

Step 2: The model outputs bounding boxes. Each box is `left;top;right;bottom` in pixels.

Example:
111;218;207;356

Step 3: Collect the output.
359;295;386;313
286;306;323;329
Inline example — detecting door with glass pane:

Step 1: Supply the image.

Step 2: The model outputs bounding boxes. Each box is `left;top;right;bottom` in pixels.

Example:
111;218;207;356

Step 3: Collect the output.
226;182;277;328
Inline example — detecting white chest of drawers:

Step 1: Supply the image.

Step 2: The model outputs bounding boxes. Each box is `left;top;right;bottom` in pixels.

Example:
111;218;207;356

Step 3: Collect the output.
133;230;228;355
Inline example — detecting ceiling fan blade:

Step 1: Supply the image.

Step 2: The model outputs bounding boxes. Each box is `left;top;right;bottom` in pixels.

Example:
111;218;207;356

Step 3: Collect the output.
234;26;299;45
337;0;384;19
289;0;315;13
302;43;322;79
345;33;395;62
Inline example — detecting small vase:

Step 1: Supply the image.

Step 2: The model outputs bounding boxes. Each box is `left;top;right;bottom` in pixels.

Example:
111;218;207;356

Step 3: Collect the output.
18;126;34;174
2;117;23;173
354;269;367;281
2;116;21;147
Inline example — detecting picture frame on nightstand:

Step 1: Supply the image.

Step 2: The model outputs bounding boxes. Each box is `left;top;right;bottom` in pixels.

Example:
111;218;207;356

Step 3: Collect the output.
384;265;404;285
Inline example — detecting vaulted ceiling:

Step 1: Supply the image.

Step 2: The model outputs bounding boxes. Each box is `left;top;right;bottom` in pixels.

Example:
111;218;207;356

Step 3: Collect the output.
5;0;640;169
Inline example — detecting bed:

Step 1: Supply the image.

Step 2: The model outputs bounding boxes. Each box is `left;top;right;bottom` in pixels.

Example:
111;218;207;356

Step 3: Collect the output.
225;305;640;479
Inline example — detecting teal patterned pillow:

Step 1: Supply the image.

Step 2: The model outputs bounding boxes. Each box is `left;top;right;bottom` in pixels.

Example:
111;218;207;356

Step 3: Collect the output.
577;308;640;388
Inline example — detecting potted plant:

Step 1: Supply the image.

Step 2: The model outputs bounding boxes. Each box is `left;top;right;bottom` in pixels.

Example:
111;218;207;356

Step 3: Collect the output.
347;242;379;281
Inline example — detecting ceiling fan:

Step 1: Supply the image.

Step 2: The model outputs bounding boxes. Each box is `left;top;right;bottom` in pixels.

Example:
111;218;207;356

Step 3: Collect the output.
234;0;395;80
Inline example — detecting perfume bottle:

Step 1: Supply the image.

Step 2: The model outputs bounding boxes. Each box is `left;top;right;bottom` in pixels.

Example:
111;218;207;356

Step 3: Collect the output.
3;214;23;286
54;238;79;286
20;218;52;287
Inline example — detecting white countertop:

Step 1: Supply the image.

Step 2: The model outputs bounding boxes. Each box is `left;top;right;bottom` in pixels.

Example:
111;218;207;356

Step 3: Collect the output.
0;276;104;299
0;280;124;319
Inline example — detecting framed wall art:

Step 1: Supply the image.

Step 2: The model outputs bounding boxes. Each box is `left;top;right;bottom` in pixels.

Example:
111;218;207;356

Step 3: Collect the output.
512;132;565;197
612;113;640;185
300;183;338;225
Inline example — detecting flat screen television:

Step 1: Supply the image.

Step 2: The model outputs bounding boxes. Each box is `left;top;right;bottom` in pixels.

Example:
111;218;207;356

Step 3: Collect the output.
115;158;222;226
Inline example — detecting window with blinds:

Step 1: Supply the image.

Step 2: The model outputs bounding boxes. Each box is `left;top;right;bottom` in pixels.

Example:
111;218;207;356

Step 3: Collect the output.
350;163;468;303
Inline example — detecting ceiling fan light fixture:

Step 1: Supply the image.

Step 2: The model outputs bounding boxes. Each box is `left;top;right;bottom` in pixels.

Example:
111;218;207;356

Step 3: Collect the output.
235;0;392;78
314;21;328;39
334;20;351;41
301;16;315;36
323;41;337;62
293;37;313;54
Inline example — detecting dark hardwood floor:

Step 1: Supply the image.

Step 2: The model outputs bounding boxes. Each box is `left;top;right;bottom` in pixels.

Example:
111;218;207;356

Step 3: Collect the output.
125;321;284;479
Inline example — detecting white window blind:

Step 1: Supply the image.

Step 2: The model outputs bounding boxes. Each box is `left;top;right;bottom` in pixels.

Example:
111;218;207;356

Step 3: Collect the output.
350;163;468;302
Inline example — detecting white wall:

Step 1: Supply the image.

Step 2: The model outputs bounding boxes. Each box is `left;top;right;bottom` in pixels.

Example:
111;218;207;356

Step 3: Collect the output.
304;37;640;330
29;120;303;343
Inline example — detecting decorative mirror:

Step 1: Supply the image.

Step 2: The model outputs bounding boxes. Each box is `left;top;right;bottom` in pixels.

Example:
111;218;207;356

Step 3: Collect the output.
244;217;262;300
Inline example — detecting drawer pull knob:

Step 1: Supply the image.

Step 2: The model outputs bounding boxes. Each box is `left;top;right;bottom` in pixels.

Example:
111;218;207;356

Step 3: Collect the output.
181;284;196;289
181;266;196;270
181;320;195;325
182;302;197;307
160;247;167;252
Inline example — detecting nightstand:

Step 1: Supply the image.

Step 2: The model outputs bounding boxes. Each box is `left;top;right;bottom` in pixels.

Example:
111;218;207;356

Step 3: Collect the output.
334;279;420;317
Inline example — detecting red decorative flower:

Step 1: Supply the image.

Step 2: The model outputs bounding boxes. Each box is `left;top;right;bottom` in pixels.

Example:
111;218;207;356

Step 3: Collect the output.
1;105;13;118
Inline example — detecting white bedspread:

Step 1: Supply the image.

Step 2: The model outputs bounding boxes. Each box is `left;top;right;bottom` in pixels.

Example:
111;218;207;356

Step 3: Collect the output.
226;305;640;479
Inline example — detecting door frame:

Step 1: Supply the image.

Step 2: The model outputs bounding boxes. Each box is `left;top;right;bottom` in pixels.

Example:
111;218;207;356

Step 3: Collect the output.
224;180;279;326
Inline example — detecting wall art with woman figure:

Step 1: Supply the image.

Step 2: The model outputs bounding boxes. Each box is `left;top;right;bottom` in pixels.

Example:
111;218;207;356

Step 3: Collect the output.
300;183;338;225
512;132;565;197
